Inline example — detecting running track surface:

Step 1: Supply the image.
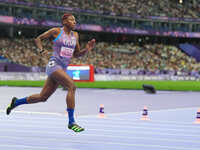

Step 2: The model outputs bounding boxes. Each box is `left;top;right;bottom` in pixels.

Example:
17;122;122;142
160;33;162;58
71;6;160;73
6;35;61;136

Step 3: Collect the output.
1;87;200;150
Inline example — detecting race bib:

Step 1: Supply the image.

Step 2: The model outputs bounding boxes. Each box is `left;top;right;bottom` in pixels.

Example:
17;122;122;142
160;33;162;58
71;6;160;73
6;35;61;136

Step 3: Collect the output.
60;47;73;58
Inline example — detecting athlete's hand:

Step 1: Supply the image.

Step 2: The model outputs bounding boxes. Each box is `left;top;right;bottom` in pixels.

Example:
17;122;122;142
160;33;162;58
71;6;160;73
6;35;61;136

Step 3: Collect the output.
86;39;96;51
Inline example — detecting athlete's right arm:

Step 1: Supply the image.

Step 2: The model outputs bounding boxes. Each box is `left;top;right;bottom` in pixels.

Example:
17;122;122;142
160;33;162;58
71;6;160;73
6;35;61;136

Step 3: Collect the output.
35;28;60;54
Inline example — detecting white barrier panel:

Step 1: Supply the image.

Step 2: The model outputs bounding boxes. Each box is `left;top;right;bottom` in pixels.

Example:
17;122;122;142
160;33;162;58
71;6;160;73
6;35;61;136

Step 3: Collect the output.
94;74;198;81
0;72;47;80
0;72;198;81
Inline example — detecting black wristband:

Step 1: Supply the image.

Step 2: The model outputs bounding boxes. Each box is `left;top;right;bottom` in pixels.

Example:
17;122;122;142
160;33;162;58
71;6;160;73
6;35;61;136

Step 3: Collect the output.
39;49;44;54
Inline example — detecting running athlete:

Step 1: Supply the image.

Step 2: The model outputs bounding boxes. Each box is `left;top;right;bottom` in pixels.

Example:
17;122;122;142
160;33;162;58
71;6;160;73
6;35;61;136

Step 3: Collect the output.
6;13;96;133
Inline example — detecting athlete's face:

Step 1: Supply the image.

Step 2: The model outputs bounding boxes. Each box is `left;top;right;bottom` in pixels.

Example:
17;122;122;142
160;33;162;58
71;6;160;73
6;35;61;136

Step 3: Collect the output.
63;15;76;30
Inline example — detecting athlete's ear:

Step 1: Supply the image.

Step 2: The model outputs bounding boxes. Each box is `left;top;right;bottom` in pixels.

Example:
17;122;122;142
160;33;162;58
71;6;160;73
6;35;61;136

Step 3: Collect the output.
61;19;65;25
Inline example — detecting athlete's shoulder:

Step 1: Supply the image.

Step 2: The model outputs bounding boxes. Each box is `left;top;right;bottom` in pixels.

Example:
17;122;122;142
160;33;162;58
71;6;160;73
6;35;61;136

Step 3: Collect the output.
50;27;61;34
73;31;79;38
47;27;62;38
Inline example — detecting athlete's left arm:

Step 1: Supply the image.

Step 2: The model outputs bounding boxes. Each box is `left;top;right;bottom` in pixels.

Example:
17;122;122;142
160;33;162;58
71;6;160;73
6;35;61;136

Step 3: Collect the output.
73;32;95;58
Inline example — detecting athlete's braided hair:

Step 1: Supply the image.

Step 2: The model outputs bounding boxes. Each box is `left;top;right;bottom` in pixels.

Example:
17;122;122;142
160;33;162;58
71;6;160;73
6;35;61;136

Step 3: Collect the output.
62;13;72;21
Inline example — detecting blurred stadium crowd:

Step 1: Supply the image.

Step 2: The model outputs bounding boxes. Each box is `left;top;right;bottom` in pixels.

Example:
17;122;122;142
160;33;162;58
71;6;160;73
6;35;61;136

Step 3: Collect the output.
0;38;200;76
47;0;200;18
1;0;200;33
0;0;200;77
12;0;200;18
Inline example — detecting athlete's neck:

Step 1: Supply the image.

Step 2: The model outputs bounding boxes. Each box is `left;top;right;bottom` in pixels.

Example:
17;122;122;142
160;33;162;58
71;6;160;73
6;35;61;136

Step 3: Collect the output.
63;26;71;35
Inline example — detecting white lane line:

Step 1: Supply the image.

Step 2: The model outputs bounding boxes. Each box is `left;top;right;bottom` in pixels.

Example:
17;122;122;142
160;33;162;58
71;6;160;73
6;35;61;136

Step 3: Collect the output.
0;129;200;144
0;135;199;150
81;107;199;117
79;119;200;129
0;144;60;150
1;106;199;125
0;144;78;150
102;118;198;125
80;123;200;133
88;128;200;138
1;119;200;134
1;126;200;139
2;114;198;127
0;106;198;117
0;109;64;116
2;116;200;130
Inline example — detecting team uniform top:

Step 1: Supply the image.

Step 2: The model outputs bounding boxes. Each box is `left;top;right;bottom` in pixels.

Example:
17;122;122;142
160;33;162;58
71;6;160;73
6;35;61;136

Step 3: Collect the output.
52;27;76;67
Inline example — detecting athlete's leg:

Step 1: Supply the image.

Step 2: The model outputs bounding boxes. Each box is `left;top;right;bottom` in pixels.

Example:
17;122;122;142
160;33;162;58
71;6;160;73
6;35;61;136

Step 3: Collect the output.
51;69;84;132
6;76;59;115
51;69;76;109
27;76;59;103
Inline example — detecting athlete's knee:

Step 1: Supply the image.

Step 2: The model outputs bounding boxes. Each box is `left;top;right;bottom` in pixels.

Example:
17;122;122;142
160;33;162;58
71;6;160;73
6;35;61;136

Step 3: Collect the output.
68;83;76;92
39;95;49;102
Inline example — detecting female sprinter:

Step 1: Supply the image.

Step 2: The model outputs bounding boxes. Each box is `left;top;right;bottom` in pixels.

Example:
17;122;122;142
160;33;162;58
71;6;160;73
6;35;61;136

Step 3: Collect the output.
6;13;96;133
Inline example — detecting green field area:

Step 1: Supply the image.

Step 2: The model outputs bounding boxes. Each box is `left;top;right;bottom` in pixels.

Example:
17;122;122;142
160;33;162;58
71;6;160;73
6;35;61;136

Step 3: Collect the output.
0;80;200;91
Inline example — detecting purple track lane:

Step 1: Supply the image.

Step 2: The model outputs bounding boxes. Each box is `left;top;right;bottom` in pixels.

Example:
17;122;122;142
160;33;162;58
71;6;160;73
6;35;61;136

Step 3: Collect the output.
1;87;200;150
